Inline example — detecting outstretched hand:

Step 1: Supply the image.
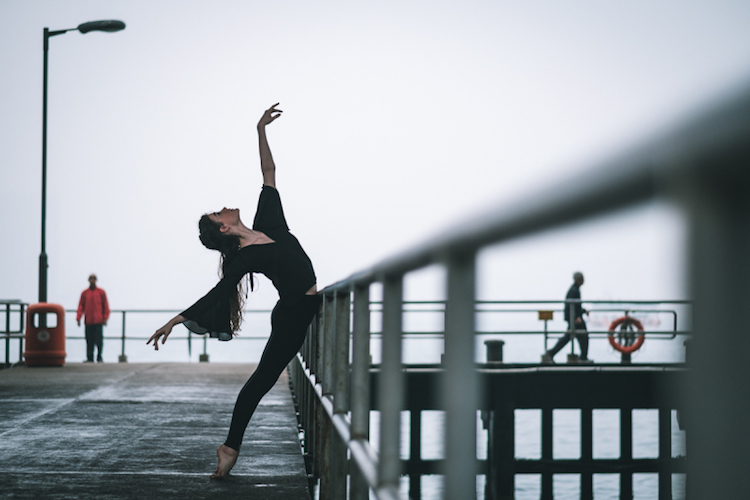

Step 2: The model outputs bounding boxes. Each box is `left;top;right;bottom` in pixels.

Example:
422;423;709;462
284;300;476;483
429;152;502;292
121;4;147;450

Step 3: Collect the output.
258;103;282;128
147;322;173;351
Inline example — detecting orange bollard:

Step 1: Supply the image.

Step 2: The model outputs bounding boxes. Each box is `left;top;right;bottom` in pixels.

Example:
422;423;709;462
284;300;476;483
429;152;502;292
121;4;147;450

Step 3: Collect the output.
24;303;66;367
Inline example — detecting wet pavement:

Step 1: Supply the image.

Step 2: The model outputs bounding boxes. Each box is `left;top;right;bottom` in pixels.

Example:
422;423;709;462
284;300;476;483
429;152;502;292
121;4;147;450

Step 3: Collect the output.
0;363;311;499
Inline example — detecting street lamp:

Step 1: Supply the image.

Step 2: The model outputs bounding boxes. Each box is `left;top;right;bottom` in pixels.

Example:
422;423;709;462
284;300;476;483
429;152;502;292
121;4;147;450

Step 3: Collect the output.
39;20;125;304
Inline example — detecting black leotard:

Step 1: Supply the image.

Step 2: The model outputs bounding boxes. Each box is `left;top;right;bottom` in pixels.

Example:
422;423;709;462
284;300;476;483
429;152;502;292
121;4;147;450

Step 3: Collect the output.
181;186;316;333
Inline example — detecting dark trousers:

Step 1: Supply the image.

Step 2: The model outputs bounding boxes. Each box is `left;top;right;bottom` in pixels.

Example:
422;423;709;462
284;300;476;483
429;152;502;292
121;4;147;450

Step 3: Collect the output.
548;320;588;359
85;324;104;362
225;294;322;451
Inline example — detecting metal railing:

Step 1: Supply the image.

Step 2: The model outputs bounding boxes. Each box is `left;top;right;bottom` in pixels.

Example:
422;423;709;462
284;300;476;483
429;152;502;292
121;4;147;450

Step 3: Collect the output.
1;307;275;365
290;79;750;499
2;300;688;367
1;300;26;367
63;308;275;362
369;298;690;339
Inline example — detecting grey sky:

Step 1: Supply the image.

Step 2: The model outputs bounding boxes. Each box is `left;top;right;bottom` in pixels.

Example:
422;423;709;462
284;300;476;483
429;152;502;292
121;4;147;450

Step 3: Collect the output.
2;0;749;316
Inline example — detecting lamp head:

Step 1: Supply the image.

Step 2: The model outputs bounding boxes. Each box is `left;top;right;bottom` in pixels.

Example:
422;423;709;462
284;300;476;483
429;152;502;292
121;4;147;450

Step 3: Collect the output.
77;20;126;34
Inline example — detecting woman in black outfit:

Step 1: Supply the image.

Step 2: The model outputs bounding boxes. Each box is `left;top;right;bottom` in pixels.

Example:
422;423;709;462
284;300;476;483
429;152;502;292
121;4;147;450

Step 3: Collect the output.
148;104;320;479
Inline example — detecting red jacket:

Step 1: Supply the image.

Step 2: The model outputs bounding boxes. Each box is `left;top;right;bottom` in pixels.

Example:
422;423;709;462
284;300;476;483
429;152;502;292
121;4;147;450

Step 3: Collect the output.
76;287;110;325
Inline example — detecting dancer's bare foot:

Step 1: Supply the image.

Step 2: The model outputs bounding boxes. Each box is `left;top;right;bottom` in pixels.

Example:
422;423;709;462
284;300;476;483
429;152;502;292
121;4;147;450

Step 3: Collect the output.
210;444;239;479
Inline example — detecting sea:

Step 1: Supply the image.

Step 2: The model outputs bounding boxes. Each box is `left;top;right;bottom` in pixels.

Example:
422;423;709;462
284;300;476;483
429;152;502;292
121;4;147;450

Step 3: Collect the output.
4;307;688;499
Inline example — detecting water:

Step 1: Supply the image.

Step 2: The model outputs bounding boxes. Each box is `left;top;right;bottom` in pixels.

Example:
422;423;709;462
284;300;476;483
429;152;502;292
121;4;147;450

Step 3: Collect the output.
366;409;686;499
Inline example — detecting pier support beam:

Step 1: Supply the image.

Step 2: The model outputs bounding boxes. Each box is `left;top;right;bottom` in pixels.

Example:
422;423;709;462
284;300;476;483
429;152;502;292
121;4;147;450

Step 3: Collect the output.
486;400;514;500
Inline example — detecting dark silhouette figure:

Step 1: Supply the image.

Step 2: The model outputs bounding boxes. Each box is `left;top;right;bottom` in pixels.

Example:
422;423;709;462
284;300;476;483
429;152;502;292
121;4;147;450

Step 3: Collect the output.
148;104;320;479
544;272;591;363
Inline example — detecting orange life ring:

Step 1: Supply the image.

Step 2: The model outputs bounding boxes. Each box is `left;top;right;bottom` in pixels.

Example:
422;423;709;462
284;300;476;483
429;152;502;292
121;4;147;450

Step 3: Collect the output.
608;316;645;354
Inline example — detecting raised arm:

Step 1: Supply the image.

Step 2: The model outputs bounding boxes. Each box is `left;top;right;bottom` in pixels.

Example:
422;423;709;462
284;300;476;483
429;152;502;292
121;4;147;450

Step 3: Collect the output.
257;103;282;188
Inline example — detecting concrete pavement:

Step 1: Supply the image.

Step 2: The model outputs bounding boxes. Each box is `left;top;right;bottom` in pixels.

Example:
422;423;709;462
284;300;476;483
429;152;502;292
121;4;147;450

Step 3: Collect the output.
0;363;311;499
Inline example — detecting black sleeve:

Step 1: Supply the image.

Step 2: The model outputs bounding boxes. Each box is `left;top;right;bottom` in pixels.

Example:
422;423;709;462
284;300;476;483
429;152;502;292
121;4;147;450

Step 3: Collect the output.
252;185;289;233
180;256;247;330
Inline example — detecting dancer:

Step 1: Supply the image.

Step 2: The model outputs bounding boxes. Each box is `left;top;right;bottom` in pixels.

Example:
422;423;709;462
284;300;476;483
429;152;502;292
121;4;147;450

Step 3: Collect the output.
147;103;320;479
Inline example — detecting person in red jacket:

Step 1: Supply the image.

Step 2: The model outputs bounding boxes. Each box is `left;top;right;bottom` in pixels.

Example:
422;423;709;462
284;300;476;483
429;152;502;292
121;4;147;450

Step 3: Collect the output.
76;274;110;362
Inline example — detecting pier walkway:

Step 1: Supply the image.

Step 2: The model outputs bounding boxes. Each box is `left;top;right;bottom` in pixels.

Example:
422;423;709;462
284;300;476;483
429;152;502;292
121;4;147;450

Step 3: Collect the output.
0;363;310;500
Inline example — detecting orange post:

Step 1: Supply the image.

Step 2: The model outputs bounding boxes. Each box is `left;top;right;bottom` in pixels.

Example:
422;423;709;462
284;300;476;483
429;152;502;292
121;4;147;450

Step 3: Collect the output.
24;303;66;366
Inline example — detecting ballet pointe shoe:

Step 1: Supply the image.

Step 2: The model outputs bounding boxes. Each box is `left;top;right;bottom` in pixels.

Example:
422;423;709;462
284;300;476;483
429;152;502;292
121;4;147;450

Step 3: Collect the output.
210;444;239;479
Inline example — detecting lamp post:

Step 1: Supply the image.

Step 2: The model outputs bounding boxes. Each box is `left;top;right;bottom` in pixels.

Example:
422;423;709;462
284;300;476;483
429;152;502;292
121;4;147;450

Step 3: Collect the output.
39;20;125;304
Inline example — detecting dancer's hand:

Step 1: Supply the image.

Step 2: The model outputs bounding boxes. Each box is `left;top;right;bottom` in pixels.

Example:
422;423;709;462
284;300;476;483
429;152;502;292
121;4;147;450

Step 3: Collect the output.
147;323;172;350
147;315;184;350
258;103;282;129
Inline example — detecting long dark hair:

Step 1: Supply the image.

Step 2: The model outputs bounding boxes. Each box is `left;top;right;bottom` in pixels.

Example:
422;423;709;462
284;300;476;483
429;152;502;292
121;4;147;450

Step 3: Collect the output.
198;214;250;333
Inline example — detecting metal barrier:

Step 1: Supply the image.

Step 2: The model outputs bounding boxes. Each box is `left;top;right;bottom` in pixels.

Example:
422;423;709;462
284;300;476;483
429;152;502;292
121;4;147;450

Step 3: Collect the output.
2;301;686;367
290;80;750;499
369;298;690;345
1;300;26;367
62;308;274;363
1;308;274;365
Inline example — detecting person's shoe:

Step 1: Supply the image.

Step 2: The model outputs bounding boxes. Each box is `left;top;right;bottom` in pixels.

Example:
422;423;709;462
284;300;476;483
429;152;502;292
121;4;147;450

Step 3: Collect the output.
84;360;93;363
579;358;594;364
97;358;104;363
541;353;555;365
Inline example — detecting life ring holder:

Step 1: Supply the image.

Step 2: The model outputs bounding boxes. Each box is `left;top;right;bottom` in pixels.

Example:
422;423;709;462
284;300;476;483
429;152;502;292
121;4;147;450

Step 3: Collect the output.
608;316;645;354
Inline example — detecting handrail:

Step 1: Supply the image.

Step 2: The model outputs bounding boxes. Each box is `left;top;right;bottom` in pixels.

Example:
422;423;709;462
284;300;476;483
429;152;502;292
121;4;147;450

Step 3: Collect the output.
3;300;688;363
1;301;26;367
293;79;750;499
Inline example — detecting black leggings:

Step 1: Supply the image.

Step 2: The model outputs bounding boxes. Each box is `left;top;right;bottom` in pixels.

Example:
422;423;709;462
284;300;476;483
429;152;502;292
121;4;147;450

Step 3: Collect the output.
224;294;321;451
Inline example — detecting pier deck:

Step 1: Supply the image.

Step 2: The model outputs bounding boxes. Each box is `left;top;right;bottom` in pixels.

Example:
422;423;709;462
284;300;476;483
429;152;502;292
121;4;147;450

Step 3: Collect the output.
0;363;310;499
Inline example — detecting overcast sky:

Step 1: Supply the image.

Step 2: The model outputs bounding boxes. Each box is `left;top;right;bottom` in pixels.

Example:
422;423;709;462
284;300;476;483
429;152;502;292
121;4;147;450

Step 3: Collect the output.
2;0;749;319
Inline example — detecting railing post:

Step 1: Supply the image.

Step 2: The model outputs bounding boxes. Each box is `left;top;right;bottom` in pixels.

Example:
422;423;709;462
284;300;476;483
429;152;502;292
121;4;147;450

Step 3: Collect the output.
378;273;404;498
5;303;10;367
18;304;25;364
441;250;479;500
313;299;327;484
304;307;323;494
568;301;577;360
681;166;750;499
319;294;339;498
199;335;209;362
334;290;351;412
350;282;372;500
323;290;350;500
323;294;336;397
118;311;127;363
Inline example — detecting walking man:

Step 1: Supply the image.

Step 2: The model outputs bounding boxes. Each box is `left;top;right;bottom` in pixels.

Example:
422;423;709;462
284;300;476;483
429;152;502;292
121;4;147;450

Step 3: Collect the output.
76;274;110;362
543;271;591;363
